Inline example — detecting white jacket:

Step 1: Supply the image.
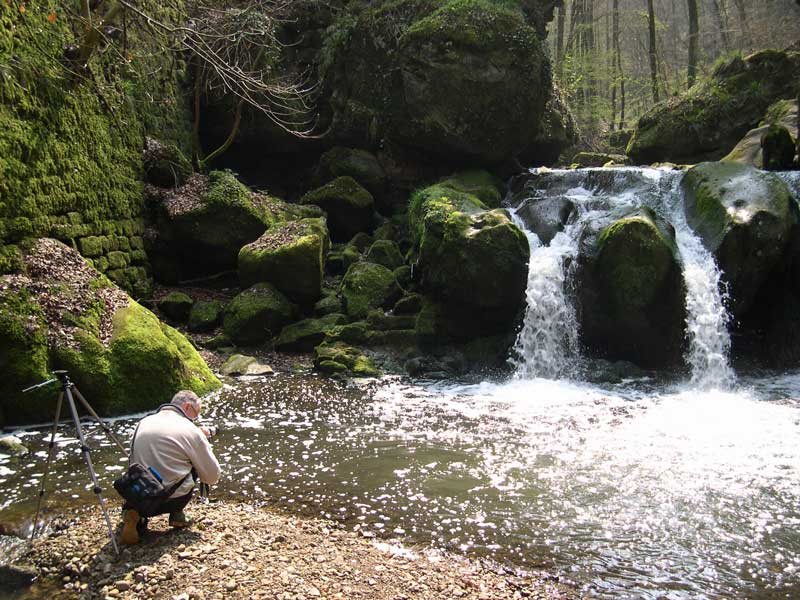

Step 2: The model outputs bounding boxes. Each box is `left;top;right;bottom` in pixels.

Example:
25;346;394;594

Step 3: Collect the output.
130;407;220;498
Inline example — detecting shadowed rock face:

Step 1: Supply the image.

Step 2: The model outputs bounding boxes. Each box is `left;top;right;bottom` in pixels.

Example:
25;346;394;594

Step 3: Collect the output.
577;207;686;369
682;162;797;318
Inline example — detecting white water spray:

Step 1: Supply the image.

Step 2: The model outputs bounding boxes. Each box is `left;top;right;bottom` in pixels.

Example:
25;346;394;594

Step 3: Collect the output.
511;168;735;387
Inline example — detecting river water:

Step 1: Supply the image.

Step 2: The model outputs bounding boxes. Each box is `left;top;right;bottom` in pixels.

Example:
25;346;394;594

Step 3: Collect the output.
2;168;800;599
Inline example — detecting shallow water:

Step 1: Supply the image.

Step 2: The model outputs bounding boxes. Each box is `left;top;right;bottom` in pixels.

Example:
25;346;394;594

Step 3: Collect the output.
1;370;799;599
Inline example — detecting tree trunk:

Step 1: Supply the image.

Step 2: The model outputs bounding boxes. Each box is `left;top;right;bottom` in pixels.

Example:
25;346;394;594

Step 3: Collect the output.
710;0;731;53
556;1;566;80
732;0;752;51
687;0;699;88
647;0;660;103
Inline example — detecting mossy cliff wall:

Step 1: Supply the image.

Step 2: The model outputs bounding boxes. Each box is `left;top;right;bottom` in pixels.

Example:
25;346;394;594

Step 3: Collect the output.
0;1;192;297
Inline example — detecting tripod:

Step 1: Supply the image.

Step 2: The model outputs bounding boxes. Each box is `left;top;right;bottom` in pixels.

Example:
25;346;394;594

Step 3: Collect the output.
23;370;129;555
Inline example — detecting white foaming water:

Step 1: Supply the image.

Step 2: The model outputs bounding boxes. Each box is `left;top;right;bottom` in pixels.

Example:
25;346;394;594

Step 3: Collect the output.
511;167;735;388
509;213;581;379
648;170;735;389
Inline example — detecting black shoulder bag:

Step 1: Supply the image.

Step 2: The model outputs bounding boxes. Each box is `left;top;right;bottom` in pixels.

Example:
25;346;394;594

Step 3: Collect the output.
113;421;189;516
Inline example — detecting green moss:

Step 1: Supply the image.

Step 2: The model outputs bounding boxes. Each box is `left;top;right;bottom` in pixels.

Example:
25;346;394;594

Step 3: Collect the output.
205;170;255;209
365;239;404;270
340;262;401;318
238;219;328;303
301;177;375;242
438;170;503;208
275;313;348;352
313;341;380;377
158;291;194;322
223;283;293;345
189;300;223;333
0;288;51;426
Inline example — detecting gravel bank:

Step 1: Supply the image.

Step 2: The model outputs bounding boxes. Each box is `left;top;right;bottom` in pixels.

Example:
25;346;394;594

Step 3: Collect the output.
16;501;579;600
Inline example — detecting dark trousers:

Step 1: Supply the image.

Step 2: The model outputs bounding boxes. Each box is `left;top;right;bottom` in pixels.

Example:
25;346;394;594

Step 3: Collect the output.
124;490;193;518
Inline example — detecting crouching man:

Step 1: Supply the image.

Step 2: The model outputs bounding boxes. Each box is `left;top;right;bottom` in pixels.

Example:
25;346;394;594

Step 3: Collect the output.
121;390;220;545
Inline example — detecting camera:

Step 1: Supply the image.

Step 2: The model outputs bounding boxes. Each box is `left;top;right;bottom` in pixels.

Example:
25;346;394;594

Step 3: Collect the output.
199;423;218;438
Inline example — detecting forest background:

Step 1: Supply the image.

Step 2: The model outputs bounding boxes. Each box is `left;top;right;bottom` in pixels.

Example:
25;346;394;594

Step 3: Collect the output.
551;0;800;146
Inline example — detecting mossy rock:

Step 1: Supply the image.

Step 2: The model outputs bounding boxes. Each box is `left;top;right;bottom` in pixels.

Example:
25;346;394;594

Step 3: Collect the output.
313;341;380;377
301;177;374;242
0;435;28;457
275;313;348;352
223;283;293;345
325;321;370;345
148;171;274;282
340;262;402;319
326;0;549;164
0;288;51;426
723;99;798;168
515;196;575;246
220;354;274;377
347;232;374;252
408;175;529;339
238;218;329;303
143;137;193;188
627;49;800;164
519;84;578;166
0;240;220;426
437;171;505;208
577;207;686;368
571;152;630;168
682;161;797;317
393;265;413;289
315;147;387;198
158;291;194;322
365;240;404;270
366;310;417;331
326;244;361;276
394;293;423;315
761;124;795;171
314;293;343;316
189;300;223;333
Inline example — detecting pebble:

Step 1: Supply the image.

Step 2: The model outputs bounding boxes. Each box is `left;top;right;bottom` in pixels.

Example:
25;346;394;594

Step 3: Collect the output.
115;580;131;592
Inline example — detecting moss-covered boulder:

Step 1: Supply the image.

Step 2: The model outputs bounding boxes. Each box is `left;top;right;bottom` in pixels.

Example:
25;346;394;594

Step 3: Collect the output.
365;240;405;270
238;218;329;304
146;171;276;282
723;99;798;168
301;177;374;242
340;262;402;319
571;152;629;168
761;124;796;171
326;0;550;165
409;173;529;339
519;85;578;166
314;292;343;316
315;147;387;198
313;341;380;377
682;162;798;317
0;239;219;426
222;283;293;345
188;300;223;333
158;292;194;322
577;208;686;368
627;49;800;164
275;313;348;352
143;137;193;189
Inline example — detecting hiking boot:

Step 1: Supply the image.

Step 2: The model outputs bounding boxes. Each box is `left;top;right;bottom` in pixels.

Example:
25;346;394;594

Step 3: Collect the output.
120;508;140;545
168;511;192;528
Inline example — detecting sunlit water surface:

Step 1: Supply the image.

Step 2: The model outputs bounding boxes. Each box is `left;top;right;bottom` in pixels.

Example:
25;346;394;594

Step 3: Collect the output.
1;372;800;599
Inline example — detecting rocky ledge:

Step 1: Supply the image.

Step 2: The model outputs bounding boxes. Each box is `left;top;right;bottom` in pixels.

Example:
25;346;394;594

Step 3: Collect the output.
14;502;576;600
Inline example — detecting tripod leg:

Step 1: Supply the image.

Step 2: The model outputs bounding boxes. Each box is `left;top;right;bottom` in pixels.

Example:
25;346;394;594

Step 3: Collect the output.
30;392;63;543
71;385;129;457
64;384;120;555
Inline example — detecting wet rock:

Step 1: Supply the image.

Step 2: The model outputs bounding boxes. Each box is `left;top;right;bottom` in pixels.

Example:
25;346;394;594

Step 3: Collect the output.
723;99;797;168
314;147;387;199
682;161;797;317
220;354;274;377
365;240;404;270
577;207;686;368
275;314;348;352
340;263;402;320
515;197;575;246
0;435;28;457
0;564;36;591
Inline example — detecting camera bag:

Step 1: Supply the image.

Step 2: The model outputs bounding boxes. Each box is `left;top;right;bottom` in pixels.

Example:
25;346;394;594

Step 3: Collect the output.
113;421;189;515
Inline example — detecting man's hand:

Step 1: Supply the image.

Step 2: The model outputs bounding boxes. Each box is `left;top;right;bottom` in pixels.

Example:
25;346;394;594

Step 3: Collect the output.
199;425;217;439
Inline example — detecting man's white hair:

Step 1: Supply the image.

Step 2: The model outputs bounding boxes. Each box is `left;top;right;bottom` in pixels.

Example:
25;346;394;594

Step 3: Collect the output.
171;390;200;409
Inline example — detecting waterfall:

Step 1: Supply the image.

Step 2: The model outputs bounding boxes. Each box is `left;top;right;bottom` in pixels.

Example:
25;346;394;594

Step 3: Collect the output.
509;215;580;379
510;167;735;387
